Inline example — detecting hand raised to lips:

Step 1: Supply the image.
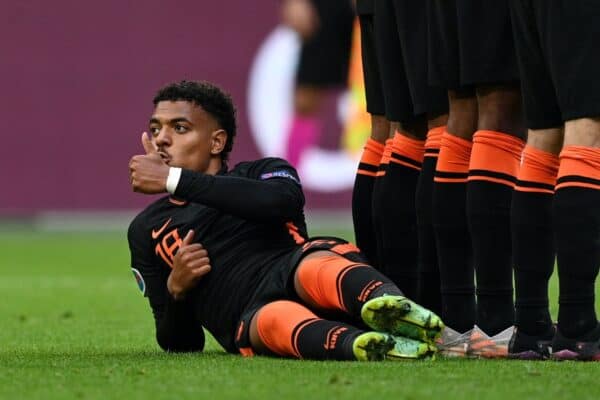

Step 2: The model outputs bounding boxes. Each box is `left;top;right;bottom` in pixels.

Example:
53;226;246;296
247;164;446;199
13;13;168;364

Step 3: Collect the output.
129;132;170;194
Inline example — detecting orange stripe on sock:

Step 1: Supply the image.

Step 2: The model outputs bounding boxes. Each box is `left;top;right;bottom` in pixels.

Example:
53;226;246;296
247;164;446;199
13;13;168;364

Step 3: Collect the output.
389;131;425;170
296;254;362;313
555;146;600;190
424;126;445;157
391;131;425;163
380;139;393;165
357;169;378;177
555;181;600;191
255;301;320;358
434;131;472;183
514;146;559;193
360;138;386;166
468;130;524;187
375;139;394;178
388;157;422;171
434;177;469;183
470;176;518;187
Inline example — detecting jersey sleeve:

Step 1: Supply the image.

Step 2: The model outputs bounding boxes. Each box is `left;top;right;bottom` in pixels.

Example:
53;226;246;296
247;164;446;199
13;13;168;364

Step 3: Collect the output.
173;158;305;221
127;216;205;352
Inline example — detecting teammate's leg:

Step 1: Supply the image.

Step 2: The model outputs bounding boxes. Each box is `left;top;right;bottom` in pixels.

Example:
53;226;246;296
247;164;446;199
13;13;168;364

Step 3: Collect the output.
453;0;525;342
415;122;445;314
509;0;600;360
380;118;427;299
388;0;450;315
352;117;387;267
506;0;564;358
433;88;478;334
544;0;600;360
552;120;600;360
371;0;429;297
427;0;477;336
468;84;525;337
352;9;389;267
509;129;561;359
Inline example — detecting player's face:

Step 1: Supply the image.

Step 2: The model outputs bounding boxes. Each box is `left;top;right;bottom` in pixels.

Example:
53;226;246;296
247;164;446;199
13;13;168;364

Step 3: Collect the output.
149;101;222;173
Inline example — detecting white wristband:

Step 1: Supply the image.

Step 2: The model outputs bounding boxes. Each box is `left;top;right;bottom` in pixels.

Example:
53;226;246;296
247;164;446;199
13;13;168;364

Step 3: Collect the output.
166;167;182;194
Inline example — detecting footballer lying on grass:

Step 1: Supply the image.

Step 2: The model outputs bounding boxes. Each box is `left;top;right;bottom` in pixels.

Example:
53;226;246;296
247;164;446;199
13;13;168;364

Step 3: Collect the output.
127;80;444;361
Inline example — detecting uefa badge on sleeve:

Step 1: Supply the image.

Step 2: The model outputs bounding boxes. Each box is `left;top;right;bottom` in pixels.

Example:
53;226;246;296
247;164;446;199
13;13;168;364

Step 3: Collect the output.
131;268;146;296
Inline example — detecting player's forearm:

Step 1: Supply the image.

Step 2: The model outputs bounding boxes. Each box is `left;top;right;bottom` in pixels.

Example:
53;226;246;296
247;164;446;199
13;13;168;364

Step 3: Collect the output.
155;295;205;352
172;169;304;220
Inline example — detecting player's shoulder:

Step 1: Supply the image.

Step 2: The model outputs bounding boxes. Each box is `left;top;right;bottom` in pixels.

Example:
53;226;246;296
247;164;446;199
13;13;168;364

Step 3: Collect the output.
231;157;300;183
231;157;294;172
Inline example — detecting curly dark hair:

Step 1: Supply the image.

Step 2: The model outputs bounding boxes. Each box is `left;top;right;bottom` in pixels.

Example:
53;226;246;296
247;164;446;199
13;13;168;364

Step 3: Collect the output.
153;80;237;162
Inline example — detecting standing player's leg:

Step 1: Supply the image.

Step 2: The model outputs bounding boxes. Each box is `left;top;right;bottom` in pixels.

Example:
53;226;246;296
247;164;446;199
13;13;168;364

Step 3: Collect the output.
546;1;600;360
428;0;478;340
393;0;449;316
353;7;389;267
455;0;525;356
371;0;424;298
552;118;600;360
352;115;387;267
416;123;445;315
469;85;525;337
432;88;477;337
509;129;561;360
507;0;562;359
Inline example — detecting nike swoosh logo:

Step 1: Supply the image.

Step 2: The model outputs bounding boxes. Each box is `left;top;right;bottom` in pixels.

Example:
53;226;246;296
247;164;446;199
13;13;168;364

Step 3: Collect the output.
151;218;172;239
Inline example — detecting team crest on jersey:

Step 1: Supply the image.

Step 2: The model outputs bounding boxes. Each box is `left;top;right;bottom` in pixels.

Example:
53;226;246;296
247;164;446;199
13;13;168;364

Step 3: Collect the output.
131;268;146;296
260;170;299;184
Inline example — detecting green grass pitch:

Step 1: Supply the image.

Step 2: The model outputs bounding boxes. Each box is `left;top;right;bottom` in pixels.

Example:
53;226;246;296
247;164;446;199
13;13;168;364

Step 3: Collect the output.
1;230;599;399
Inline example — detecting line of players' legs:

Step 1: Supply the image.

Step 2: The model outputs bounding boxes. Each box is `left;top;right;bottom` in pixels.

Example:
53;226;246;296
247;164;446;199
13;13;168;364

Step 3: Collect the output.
352;0;600;360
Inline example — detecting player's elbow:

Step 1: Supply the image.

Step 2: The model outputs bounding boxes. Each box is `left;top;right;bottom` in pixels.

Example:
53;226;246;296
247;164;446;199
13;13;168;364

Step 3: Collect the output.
272;193;303;219
263;184;304;219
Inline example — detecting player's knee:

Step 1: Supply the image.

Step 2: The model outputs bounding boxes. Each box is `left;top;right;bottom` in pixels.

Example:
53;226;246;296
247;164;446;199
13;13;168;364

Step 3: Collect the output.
256;301;298;331
448;89;478;139
476;84;525;138
398;114;428;140
251;300;318;357
527;128;564;155
564;117;600;148
370;114;391;143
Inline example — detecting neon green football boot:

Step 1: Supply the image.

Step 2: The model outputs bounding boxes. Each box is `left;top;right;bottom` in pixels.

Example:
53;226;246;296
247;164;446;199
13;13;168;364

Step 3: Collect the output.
387;335;437;360
361;295;445;343
352;332;396;361
352;332;437;361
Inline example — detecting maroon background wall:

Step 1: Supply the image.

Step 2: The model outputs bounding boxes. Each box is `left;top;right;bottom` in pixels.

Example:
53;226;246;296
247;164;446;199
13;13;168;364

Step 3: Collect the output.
0;1;349;214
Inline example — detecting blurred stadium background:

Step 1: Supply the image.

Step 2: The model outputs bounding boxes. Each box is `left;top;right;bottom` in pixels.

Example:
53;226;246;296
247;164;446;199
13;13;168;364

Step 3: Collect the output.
0;0;366;227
